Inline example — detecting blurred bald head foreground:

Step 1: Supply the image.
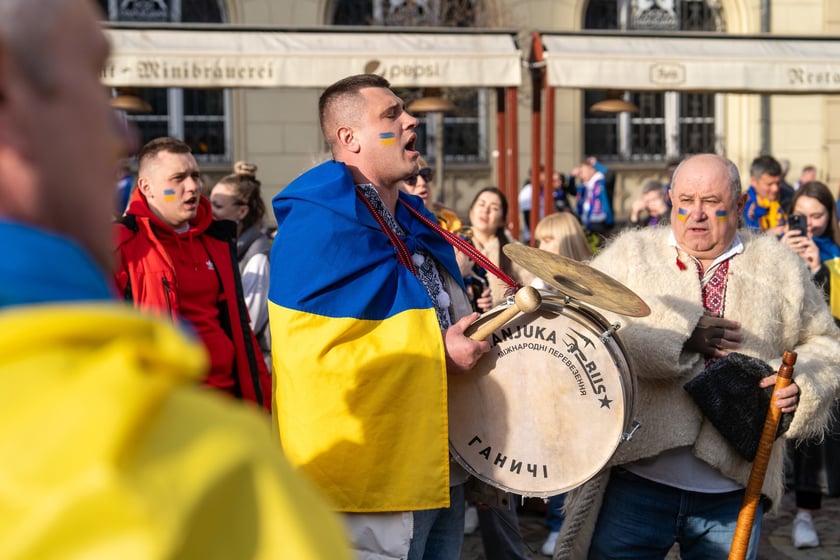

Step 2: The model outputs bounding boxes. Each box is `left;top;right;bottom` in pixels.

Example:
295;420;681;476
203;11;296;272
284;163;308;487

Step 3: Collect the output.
0;0;125;271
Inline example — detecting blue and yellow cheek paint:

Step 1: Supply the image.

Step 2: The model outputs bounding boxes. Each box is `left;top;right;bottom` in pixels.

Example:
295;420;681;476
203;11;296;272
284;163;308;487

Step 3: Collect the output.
379;132;396;146
163;188;176;202
677;208;727;222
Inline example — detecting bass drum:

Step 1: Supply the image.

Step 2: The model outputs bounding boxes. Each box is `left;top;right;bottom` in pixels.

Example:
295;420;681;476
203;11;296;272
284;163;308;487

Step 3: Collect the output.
449;294;638;497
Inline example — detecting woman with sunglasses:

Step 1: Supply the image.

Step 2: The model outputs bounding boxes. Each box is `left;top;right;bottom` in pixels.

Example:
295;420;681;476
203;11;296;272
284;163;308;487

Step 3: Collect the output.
400;158;490;314
401;156;462;233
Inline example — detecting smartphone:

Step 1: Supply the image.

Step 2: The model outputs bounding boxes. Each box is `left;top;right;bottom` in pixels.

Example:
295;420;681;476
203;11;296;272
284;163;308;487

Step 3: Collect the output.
789;214;807;236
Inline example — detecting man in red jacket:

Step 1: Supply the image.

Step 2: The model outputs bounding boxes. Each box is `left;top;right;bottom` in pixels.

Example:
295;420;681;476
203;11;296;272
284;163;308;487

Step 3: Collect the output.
114;136;271;410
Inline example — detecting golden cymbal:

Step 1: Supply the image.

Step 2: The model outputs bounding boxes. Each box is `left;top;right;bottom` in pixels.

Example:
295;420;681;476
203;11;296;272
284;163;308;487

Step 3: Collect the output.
503;244;651;317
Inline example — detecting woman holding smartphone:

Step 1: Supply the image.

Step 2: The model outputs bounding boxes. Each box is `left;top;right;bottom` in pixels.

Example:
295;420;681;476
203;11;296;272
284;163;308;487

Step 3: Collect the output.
782;181;840;314
781;180;840;549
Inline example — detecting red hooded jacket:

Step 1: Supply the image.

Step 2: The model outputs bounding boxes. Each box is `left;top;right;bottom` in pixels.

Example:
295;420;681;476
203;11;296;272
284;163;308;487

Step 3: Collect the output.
114;190;271;410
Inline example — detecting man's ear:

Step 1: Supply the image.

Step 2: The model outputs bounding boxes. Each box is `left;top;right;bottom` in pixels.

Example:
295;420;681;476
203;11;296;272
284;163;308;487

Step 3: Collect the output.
137;176;152;197
736;192;748;214
336;125;360;154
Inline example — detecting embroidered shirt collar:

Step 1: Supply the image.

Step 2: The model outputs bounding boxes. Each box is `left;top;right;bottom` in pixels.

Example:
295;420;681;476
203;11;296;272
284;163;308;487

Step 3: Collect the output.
669;231;744;280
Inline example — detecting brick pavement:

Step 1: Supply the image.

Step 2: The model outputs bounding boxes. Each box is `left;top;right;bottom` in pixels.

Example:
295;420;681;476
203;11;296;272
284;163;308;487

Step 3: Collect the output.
460;491;840;559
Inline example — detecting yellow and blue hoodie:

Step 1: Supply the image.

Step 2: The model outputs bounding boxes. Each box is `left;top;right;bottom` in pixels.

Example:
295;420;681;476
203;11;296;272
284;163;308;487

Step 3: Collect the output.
269;161;463;513
0;221;350;559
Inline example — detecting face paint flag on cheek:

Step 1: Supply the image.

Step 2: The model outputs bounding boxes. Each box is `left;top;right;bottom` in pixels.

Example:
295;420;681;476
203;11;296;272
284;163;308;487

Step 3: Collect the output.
677;207;689;222
163;189;176;202
379;132;396;146
715;210;727;222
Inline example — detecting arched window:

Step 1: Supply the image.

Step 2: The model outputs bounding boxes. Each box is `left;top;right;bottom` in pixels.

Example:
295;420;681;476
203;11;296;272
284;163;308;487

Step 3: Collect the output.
99;0;230;163
329;0;488;165
583;0;723;162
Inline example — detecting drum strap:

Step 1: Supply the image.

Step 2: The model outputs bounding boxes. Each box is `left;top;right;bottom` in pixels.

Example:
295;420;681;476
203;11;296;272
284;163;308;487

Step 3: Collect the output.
400;199;519;291
356;187;418;274
354;187;519;291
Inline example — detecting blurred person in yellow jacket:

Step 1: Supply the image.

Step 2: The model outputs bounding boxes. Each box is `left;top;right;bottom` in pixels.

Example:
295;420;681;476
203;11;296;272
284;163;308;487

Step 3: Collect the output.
0;1;351;558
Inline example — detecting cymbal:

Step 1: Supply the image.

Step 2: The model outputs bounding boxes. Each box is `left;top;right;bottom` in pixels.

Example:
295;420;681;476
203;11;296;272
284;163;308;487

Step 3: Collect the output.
503;244;651;317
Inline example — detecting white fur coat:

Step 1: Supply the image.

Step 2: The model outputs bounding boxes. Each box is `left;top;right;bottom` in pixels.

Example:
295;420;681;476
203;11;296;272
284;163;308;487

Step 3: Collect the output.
555;227;840;559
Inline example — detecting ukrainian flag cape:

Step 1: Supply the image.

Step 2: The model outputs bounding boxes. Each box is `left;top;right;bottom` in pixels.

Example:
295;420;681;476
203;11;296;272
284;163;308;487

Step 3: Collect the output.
269;161;463;512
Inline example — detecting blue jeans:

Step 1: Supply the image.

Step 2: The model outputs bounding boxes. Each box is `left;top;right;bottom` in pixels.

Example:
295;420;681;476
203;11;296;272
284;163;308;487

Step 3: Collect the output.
408;484;465;560
546;493;566;532
589;469;763;560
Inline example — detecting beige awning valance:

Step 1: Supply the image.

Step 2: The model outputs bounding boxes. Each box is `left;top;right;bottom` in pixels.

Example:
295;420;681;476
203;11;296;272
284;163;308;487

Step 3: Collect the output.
541;32;840;93
103;27;522;88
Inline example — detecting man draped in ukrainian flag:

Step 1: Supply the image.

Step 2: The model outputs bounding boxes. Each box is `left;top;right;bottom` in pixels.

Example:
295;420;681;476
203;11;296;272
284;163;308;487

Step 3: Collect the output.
269;74;491;559
743;154;787;233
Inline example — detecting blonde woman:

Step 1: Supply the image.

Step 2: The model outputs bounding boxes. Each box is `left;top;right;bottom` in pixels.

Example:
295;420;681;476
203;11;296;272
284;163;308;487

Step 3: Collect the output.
532;212;593;294
534;211;593;261
531;210;591;556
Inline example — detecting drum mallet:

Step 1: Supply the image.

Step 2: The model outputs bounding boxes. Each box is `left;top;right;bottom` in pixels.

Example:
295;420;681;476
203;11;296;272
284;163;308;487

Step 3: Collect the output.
728;351;797;560
466;286;542;341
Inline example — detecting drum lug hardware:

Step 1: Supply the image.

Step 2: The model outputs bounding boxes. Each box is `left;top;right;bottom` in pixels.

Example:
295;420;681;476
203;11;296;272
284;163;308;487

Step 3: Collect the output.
599;323;620;343
622;420;641;442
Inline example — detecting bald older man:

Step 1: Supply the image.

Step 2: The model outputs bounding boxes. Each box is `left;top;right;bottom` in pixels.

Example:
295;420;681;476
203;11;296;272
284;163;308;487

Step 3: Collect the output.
554;154;840;560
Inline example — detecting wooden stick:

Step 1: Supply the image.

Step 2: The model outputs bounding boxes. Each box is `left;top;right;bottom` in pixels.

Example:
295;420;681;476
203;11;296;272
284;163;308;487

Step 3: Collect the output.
728;351;797;560
465;286;542;341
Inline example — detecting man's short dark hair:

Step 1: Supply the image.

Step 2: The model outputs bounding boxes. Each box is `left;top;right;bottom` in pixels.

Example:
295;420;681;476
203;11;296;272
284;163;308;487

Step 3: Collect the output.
137;137;192;172
750;155;782;179
642;179;664;194
318;74;391;139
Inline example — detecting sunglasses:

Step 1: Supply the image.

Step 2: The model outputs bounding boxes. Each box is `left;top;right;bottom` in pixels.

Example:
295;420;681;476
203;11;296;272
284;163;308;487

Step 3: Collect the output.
405;167;433;186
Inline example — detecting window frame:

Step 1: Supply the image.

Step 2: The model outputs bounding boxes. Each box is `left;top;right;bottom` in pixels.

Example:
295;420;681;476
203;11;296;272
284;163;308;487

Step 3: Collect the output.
331;0;490;166
583;0;723;162
102;0;232;164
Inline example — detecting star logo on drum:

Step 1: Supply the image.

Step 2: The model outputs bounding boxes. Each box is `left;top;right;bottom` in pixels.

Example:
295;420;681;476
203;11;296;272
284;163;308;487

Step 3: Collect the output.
599;395;613;409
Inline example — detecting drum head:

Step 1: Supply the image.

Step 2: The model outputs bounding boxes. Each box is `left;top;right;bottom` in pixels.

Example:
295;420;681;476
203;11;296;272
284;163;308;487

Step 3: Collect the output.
449;297;632;497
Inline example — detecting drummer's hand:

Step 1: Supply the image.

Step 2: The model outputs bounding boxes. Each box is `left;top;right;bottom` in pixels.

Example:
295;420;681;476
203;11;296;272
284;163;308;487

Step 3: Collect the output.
475;287;493;313
760;375;800;413
444;312;490;373
683;314;743;359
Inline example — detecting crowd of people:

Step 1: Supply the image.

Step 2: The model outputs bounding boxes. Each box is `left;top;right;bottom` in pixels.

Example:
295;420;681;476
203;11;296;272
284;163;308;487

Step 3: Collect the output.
4;3;840;559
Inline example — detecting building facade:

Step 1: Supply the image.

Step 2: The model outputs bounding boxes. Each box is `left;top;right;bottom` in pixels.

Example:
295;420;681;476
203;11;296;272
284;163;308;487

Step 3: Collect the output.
102;0;840;227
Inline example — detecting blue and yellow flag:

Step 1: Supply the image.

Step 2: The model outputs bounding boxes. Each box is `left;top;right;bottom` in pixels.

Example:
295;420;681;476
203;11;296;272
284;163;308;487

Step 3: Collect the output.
269;161;462;512
814;235;840;321
743;186;787;231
